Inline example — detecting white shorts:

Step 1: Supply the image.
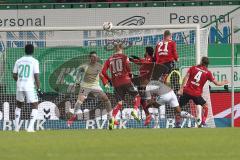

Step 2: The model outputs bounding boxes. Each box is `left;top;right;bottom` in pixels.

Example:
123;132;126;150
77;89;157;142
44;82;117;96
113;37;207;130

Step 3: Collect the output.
16;90;38;103
155;90;179;108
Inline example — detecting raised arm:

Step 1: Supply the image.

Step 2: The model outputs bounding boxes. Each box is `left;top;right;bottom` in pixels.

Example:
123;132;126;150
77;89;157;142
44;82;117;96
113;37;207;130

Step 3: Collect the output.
208;70;228;86
212;79;229;86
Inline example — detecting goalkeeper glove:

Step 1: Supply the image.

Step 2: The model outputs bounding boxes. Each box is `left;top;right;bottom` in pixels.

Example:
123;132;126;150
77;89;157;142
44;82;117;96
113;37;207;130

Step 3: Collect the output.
37;89;44;98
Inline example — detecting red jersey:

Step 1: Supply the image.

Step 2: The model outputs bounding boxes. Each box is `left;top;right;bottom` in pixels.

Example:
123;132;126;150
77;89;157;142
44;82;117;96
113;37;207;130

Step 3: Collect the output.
102;53;132;87
131;55;153;77
183;65;215;96
155;40;178;64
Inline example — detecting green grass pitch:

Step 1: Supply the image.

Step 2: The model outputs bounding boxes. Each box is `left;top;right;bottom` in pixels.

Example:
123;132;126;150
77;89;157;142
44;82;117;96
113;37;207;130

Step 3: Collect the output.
0;128;239;160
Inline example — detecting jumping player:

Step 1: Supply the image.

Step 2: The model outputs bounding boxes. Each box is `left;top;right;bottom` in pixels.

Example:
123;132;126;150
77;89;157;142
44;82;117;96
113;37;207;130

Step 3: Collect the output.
13;44;43;132
129;46;154;118
102;43;141;128
155;30;178;79
67;51;114;130
178;57;228;127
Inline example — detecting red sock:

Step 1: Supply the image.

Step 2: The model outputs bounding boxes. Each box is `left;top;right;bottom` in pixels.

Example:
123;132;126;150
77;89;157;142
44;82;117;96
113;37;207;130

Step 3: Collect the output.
202;107;208;123
69;115;77;122
133;95;141;110
112;103;122;118
141;100;150;116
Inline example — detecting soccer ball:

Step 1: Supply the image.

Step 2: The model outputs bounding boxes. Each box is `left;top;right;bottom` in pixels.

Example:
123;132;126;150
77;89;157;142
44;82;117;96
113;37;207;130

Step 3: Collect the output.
103;22;113;31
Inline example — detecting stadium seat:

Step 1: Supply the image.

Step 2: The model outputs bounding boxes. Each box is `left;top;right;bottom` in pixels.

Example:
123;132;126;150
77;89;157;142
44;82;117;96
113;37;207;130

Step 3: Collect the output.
18;4;32;9
128;2;142;7
54;3;72;9
90;3;109;8
222;1;240;5
0;4;17;9
110;3;128;8
166;2;184;7
72;3;86;8
183;2;201;6
144;2;164;7
32;4;53;9
201;1;222;6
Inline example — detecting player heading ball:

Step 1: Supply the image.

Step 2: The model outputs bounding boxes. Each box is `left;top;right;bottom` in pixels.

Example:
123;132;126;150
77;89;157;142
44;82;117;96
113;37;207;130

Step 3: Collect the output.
13;44;43;132
155;30;178;74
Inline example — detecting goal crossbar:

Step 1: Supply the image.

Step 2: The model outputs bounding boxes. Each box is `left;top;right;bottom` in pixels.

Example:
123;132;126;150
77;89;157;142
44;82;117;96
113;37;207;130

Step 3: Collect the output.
0;24;201;64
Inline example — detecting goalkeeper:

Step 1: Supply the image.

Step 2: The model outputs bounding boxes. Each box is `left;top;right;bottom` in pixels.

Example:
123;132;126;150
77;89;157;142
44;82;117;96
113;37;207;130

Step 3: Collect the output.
67;51;114;130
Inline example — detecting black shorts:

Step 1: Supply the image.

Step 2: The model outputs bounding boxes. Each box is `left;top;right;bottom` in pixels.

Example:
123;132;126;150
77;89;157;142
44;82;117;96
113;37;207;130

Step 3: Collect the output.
163;61;175;74
114;83;138;101
137;86;146;99
179;93;206;106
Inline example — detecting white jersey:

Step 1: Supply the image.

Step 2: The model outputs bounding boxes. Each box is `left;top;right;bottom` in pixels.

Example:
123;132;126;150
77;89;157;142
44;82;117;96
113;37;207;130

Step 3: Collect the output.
13;55;39;91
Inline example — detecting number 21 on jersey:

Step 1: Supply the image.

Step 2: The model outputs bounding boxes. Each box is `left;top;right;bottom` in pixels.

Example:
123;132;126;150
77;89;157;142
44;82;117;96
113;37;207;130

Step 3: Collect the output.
158;41;168;55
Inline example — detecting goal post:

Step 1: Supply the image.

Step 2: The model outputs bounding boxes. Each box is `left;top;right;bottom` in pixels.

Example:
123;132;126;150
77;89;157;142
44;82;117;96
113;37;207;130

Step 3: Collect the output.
0;24;213;130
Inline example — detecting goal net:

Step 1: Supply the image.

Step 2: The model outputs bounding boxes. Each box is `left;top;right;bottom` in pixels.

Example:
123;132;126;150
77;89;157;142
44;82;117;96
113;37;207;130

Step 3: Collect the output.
0;25;213;131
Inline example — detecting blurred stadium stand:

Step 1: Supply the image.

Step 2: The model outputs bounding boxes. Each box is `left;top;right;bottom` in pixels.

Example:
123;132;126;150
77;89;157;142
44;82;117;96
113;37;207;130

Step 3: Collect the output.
0;0;238;9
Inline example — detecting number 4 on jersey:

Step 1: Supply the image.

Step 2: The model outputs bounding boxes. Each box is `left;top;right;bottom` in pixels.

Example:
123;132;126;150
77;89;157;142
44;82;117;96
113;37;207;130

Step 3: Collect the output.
194;71;202;83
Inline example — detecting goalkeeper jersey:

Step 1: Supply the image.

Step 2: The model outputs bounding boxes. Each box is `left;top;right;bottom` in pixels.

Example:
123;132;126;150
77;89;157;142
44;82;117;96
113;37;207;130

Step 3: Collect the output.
13;55;39;91
80;62;102;88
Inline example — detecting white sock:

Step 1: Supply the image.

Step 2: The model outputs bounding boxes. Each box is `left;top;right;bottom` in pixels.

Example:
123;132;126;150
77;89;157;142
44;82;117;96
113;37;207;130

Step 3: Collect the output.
28;109;38;131
15;107;21;128
180;111;194;119
196;105;202;121
107;111;113;120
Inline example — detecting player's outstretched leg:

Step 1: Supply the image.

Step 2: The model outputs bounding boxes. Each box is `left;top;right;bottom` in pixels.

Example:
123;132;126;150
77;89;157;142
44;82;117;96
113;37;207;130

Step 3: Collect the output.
112;101;123;126
201;104;208;127
98;92;116;130
67;100;83;127
141;100;152;126
27;102;38;132
131;95;141;122
14;101;23;132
